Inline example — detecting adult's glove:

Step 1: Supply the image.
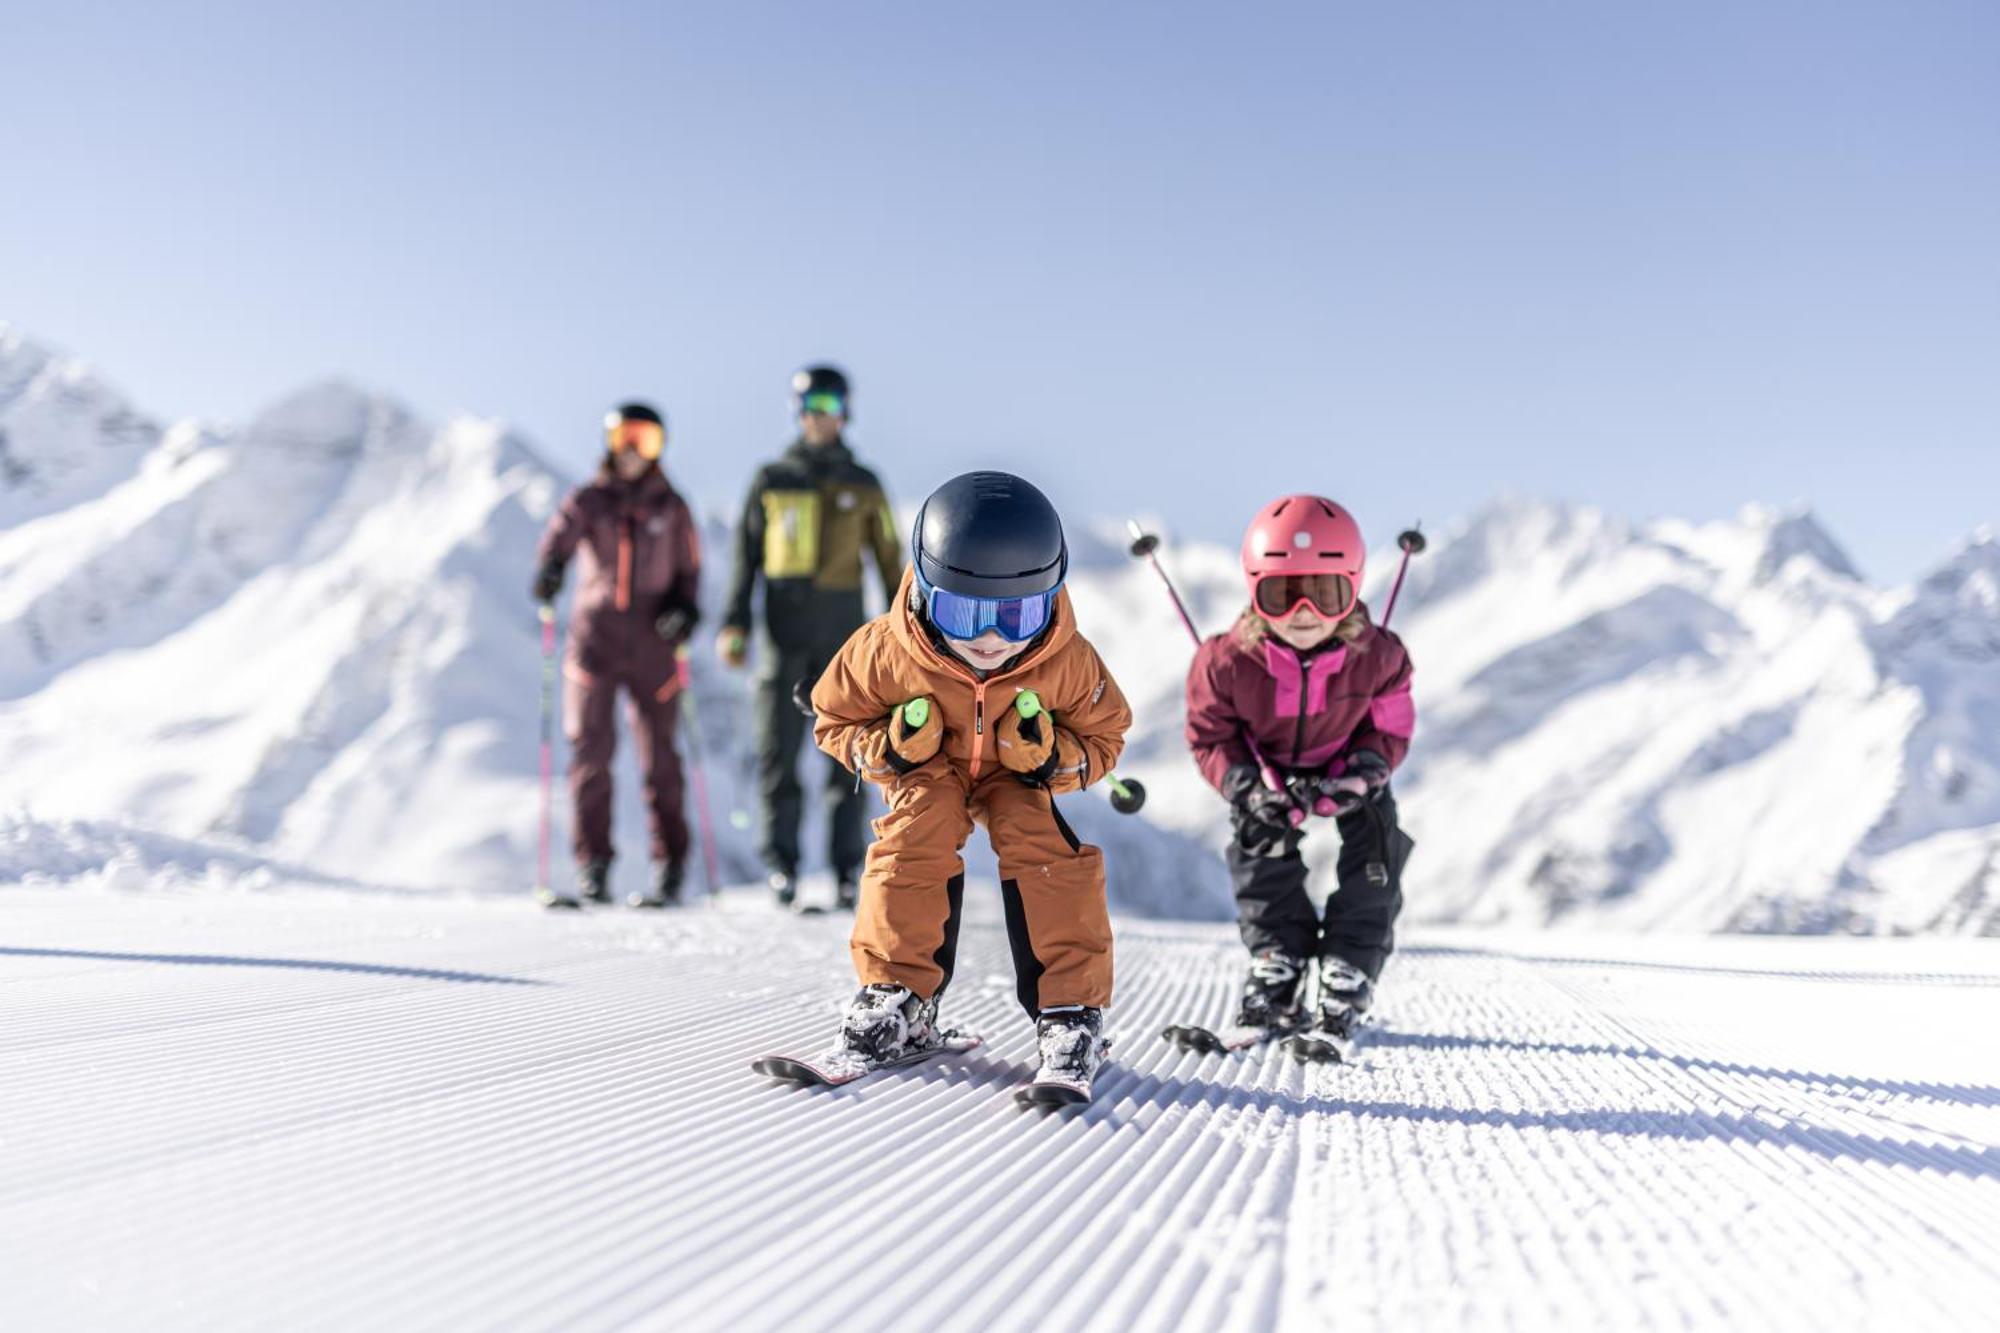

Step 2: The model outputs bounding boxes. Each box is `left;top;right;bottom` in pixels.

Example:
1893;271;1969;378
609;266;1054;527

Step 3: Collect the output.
656;598;698;642
854;697;944;783
994;690;1085;789
531;557;565;604
716;626;748;669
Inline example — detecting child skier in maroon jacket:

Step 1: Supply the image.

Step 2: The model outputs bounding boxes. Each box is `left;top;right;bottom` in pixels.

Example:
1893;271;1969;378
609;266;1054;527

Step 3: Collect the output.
1183;493;1416;1059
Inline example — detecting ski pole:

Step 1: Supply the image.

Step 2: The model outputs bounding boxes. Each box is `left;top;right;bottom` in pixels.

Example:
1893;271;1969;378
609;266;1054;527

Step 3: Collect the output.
534;604;577;908
1126;520;1296;820
1380;527;1427;628
675;646;724;906
1012;689;1147;814
1126;519;1202;645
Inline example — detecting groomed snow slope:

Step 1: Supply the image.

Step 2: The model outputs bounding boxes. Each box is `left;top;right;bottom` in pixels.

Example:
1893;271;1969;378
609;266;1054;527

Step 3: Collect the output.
3;888;1995;1331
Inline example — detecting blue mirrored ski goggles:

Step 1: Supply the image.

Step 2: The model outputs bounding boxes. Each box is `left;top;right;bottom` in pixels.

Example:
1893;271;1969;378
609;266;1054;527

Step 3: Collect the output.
919;575;1059;643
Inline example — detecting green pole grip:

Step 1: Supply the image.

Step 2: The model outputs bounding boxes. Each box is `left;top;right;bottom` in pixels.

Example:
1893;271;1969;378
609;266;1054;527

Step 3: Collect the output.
1014;689;1043;720
901;697;930;729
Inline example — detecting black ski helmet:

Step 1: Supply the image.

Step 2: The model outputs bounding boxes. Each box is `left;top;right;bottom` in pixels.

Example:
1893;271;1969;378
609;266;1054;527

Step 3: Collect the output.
790;364;851;419
604;402;668;444
913;471;1068;599
604;400;666;436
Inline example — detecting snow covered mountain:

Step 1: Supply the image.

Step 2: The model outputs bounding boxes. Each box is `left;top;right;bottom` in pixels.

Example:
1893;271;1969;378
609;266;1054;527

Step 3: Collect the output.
2;324;1995;933
1087;500;2000;935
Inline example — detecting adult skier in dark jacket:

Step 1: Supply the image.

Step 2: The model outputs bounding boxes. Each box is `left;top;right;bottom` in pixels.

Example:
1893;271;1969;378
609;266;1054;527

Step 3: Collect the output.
533;403;702;907
718;365;901;909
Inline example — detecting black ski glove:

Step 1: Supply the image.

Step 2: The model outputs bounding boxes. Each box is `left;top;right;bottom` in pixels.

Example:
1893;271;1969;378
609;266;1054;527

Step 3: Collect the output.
531;557;565;604
656;598;699;642
1342;749;1392;792
1222;762;1300;842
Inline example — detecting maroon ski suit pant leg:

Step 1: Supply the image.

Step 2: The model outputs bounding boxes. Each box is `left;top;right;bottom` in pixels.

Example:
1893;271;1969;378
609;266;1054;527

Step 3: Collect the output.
565;652;691;870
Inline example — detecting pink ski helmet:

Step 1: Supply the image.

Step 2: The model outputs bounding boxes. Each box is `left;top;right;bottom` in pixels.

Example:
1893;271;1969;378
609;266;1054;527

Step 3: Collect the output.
1241;494;1366;622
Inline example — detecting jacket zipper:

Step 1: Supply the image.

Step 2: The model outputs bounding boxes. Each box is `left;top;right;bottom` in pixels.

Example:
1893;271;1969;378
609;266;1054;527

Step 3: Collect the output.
616;517;634;612
913;627;1045;782
1290;644;1309;767
971;682;987;778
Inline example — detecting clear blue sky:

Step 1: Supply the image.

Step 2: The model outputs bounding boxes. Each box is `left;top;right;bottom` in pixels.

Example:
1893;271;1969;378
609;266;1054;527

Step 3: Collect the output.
4;1;1995;580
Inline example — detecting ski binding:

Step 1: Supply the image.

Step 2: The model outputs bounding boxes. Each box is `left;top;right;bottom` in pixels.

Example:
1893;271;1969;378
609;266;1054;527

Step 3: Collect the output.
752;1031;982;1087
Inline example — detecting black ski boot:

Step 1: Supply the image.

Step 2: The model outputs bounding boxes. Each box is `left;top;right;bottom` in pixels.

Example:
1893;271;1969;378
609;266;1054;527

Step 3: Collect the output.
577;859;612;905
628;860;683;909
839;983;937;1063
769;869;798;910
1286;957;1373;1063
835;866;861;912
1236;950;1308;1031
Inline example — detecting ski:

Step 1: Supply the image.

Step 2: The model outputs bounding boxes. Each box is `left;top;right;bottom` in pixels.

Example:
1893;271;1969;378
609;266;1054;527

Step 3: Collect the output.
751;1031;982;1088
1280;1030;1354;1064
1013;1074;1093;1108
1280;1014;1368;1065
1160;1021;1286;1054
1013;1036;1112;1109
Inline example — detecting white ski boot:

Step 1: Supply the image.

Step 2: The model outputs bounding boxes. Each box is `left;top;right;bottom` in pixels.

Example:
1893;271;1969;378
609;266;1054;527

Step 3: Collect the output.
1016;1006;1106;1107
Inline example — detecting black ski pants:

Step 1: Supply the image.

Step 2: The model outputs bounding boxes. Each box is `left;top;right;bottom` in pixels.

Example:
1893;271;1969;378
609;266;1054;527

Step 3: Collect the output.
755;641;867;878
1227;791;1414;979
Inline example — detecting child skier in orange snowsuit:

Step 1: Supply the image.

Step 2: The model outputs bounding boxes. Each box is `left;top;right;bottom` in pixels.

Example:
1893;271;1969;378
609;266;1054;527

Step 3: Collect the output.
810;471;1130;1081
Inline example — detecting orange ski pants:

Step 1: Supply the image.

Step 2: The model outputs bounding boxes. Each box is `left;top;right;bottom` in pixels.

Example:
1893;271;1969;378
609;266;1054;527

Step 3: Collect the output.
850;763;1113;1016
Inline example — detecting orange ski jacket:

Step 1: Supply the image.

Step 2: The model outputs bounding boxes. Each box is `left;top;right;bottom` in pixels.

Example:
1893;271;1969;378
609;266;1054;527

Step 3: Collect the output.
812;567;1131;791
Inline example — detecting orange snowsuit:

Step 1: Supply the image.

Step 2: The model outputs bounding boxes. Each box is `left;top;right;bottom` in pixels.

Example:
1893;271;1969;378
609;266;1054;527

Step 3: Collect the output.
812;567;1131;1015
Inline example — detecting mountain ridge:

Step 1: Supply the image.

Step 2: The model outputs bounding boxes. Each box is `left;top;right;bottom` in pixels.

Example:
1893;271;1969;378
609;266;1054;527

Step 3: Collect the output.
1;324;1993;933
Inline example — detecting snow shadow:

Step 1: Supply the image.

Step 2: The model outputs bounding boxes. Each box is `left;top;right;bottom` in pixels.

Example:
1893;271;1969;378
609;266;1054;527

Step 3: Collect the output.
1365;1029;2000;1108
0;946;547;986
1401;944;2000;988
1090;1066;1320;1125
1320;1097;2000;1180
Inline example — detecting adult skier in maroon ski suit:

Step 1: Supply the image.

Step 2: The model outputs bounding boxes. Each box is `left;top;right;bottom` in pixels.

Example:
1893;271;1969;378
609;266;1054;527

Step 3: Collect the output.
533;403;702;907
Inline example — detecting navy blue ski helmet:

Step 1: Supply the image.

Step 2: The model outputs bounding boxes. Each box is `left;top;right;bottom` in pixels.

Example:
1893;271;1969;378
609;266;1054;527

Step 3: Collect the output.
912;471;1067;600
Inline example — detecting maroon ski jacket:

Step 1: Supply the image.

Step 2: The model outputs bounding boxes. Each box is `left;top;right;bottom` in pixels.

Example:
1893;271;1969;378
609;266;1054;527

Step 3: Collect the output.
536;466;702;646
1184;612;1415;794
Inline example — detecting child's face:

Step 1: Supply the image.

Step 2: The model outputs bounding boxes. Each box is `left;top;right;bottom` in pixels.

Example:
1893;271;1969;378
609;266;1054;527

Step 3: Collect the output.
945;629;1016;672
1267;603;1338;651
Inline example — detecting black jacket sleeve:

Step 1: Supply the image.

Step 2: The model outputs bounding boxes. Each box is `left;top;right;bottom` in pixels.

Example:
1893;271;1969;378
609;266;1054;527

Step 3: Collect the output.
722;470;766;633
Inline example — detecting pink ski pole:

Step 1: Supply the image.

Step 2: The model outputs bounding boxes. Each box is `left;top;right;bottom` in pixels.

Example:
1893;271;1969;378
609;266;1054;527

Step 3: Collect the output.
1126;520;1298;822
1380;527;1427;629
1308;526;1427;817
675;646;723;905
534;604;577;908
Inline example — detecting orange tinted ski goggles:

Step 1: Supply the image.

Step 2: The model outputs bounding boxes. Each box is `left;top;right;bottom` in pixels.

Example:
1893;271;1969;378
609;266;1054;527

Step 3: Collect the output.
604;418;665;460
1254;572;1355;621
